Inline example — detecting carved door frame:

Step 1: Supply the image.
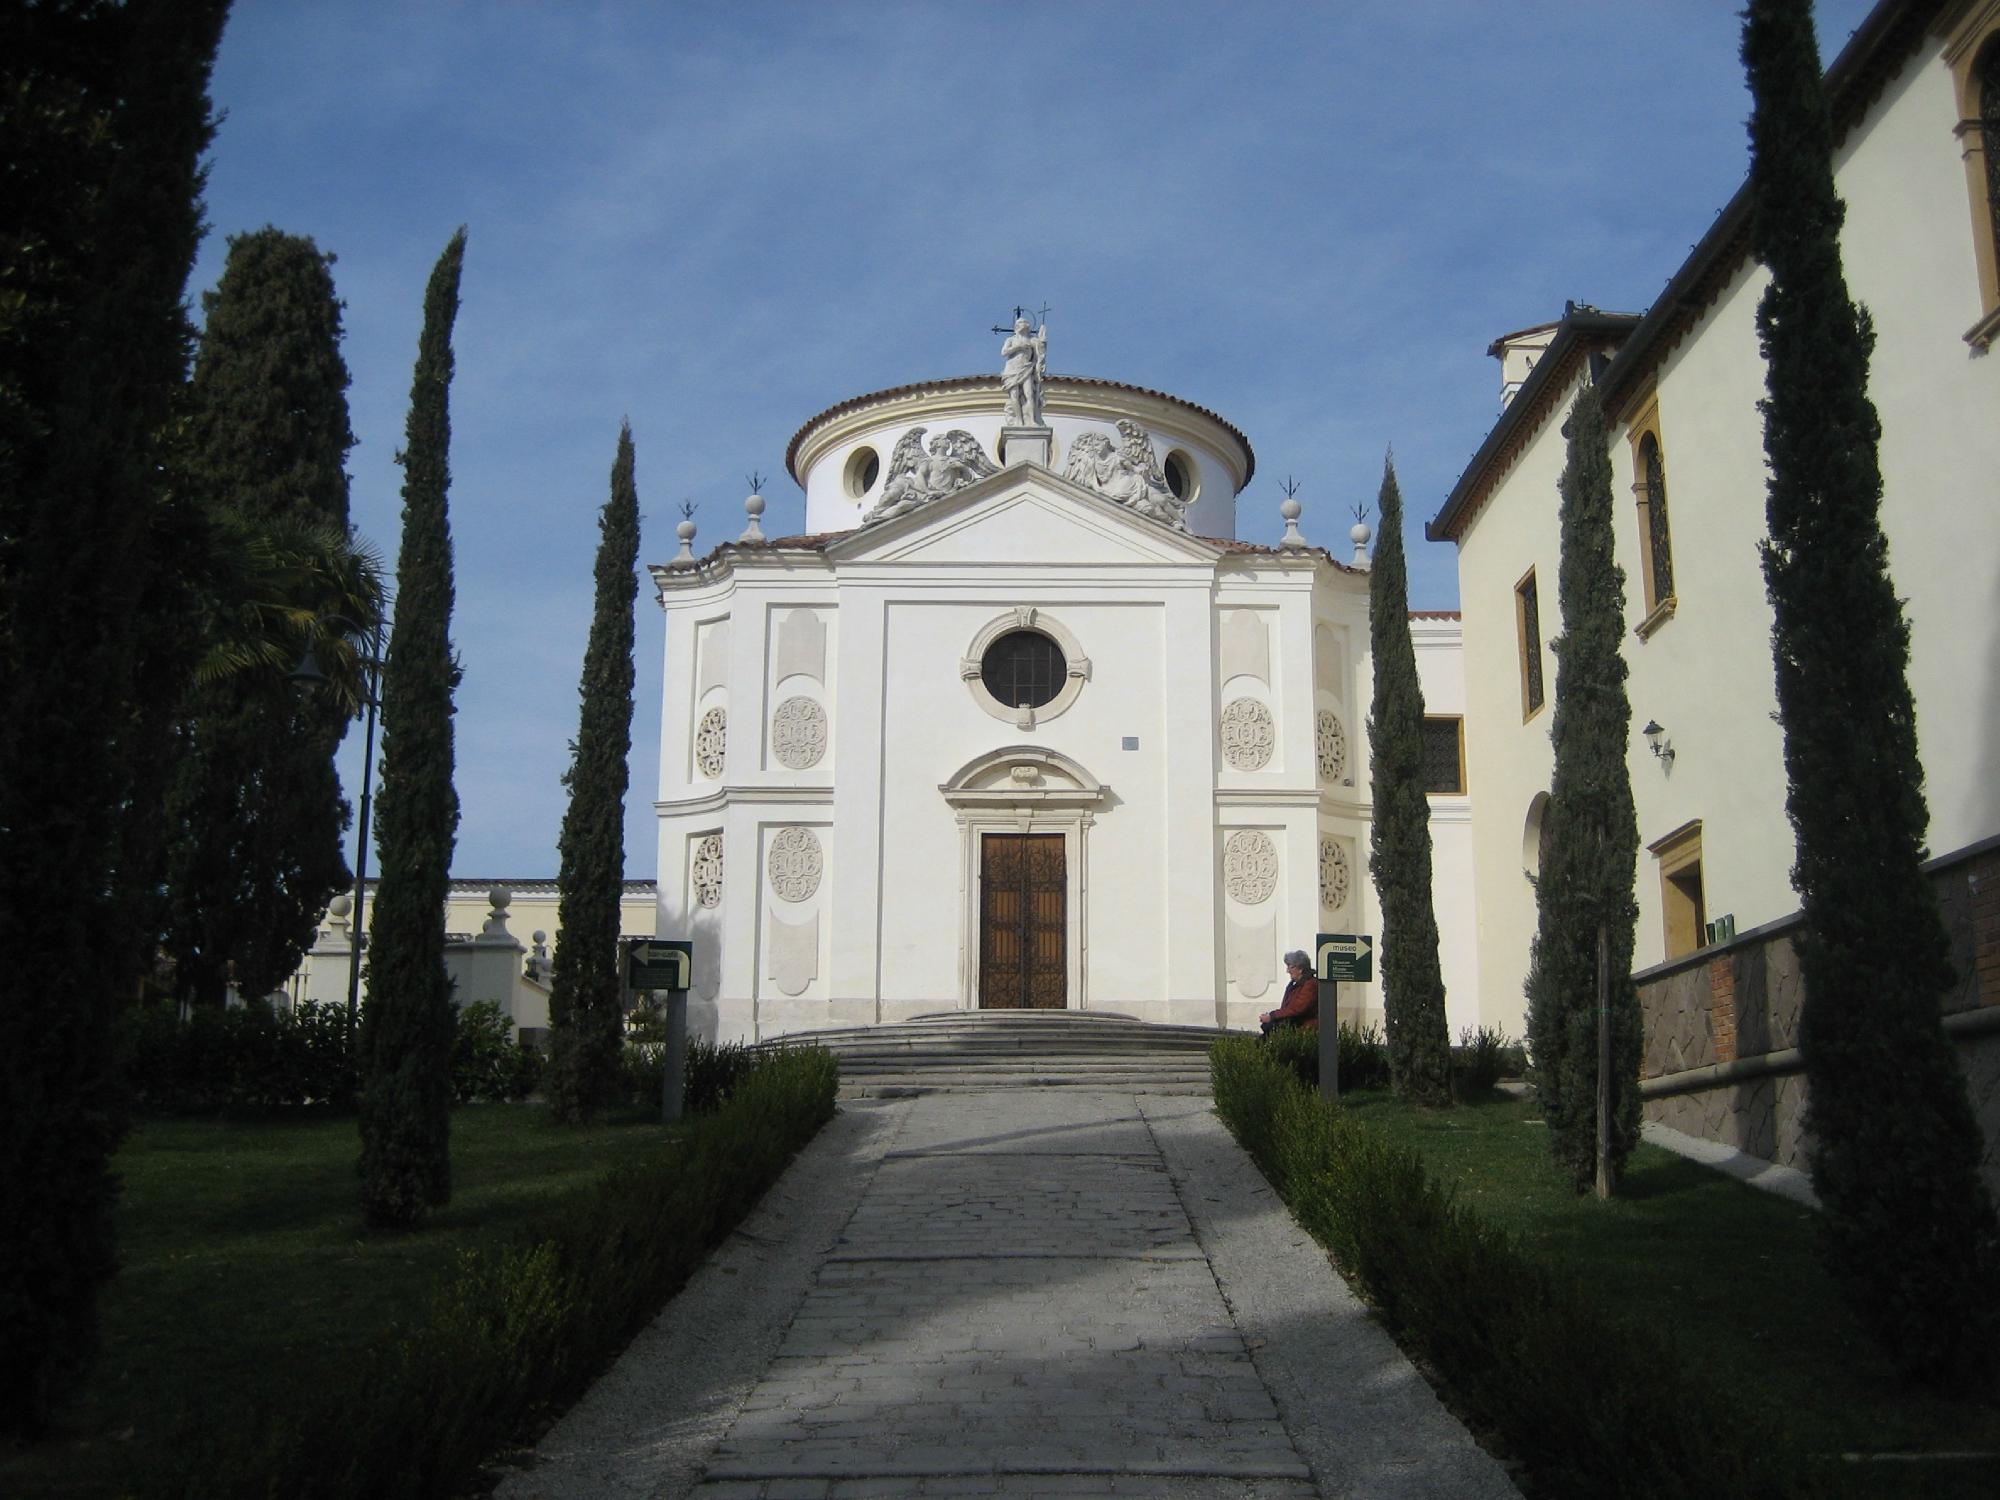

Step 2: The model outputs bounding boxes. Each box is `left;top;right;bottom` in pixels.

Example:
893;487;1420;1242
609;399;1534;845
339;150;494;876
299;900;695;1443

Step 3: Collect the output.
977;833;1067;1009
951;808;1091;1012
941;746;1105;1013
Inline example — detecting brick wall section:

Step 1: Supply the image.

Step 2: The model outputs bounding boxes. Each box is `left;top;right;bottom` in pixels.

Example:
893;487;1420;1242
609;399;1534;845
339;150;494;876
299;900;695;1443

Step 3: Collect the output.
1973;852;1999;1007
1708;957;1737;1064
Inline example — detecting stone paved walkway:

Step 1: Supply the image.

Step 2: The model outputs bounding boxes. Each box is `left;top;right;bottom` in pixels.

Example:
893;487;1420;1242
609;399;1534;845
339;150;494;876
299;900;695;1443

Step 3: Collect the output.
497;1090;1520;1500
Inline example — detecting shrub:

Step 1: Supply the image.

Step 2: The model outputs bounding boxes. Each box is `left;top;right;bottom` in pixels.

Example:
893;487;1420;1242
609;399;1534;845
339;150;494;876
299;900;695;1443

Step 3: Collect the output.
614;1035;757;1115
118;1000;356;1113
450;1001;542;1103
1259;1020;1390;1093
684;1038;756;1113
147;1044;839;1499
1452;1024;1517;1096
117;999;546;1113
1208;1037;1808;1499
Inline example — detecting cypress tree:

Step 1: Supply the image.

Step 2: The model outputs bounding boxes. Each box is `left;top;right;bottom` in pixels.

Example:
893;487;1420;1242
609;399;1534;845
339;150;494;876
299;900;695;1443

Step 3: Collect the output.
1743;0;2000;1384
359;230;466;1228
163;229;361;1005
0;0;230;1433
1524;381;1642;1192
1365;455;1452;1106
546;423;642;1122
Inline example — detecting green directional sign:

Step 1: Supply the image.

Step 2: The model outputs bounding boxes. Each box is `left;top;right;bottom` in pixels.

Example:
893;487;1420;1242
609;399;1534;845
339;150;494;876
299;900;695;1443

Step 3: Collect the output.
1316;932;1374;984
624;938;692;991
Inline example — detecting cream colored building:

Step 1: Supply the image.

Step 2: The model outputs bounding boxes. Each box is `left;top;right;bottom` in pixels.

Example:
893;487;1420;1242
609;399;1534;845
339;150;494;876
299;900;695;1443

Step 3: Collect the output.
651;366;1480;1044
1431;0;2000;1034
284;878;658;1037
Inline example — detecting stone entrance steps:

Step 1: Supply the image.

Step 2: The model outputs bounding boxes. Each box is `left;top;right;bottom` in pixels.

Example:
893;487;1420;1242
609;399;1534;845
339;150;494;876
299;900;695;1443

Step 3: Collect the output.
760;1010;1233;1096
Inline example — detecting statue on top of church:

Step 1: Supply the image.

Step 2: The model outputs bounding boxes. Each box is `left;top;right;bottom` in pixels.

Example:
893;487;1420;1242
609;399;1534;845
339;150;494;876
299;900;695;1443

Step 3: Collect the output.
863;426;1002;524
1062;419;1187;530
1000;314;1048;428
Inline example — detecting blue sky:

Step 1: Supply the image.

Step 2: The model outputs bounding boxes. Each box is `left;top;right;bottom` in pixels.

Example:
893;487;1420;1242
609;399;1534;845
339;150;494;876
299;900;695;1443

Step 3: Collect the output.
190;0;1878;879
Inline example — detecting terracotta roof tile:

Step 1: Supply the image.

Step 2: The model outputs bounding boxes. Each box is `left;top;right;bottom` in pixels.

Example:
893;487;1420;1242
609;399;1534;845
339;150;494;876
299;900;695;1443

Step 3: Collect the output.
655;527;1358;574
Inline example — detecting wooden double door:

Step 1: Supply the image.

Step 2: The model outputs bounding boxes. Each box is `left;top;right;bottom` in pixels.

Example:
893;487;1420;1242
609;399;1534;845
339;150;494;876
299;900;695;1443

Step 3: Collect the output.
978;833;1066;1009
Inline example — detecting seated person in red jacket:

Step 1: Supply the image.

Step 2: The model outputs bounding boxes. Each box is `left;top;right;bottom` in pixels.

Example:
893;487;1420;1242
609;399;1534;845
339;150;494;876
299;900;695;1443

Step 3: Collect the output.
1259;950;1319;1035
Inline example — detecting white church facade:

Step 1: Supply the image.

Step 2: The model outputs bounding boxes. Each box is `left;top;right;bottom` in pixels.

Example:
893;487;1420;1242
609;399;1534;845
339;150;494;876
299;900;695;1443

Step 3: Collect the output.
650;349;1479;1044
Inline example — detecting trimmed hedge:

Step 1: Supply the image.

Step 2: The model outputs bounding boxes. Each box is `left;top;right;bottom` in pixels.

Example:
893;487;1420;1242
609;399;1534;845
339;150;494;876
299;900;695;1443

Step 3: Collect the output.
147;1043;839;1499
1260;1019;1390;1093
117;999;358;1112
1261;1022;1522;1099
116;999;543;1113
1209;1036;1809;1500
616;1035;757;1115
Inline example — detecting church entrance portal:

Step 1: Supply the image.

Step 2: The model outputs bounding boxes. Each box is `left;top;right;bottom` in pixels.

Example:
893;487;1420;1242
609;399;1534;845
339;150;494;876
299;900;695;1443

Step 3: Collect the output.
978;833;1066;1009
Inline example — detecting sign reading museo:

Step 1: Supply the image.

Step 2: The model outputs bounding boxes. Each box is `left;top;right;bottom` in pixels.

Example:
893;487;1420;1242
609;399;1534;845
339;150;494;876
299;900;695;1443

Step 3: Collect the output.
1315;932;1374;984
623;938;692;992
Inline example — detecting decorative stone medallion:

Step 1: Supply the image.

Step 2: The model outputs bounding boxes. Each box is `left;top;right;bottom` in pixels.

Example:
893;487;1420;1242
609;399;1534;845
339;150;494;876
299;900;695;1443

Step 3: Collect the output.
694;707;727;778
1319;837;1351;911
771;696;827;770
1316;710;1347;782
1223;831;1279;904
692;834;724;908
766;826;823;902
1220;698;1275;772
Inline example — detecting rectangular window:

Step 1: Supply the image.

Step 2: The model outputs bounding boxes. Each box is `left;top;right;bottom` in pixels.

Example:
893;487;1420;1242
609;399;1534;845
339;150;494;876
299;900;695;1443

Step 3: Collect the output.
1421;717;1466;794
1515;569;1545;718
1650;820;1707;961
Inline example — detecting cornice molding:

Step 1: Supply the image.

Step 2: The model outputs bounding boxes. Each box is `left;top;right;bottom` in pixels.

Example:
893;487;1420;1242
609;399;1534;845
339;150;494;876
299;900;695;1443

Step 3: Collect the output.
788;375;1255;493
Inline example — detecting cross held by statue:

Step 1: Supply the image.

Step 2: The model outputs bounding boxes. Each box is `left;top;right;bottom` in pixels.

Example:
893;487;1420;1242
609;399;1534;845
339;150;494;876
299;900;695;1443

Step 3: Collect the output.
990;302;1050;334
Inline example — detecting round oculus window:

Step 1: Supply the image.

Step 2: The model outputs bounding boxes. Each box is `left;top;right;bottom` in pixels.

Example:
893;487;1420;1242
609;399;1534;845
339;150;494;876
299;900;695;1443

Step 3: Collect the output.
980;630;1067;711
844;446;881;498
1163;450;1195;503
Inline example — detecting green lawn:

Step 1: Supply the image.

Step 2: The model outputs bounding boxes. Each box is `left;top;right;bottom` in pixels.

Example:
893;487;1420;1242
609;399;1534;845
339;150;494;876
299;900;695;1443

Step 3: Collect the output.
5;1104;683;1498
1345;1089;2000;1492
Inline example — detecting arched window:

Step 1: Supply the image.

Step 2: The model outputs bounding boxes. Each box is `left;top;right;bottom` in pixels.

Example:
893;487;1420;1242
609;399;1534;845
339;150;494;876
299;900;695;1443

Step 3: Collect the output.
1627;397;1676;637
1951;27;2000;345
1980;40;2000;290
1638;433;1675;611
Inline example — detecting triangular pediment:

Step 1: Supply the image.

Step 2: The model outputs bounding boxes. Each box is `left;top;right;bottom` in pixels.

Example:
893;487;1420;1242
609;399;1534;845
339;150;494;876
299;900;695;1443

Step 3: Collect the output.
824;464;1226;567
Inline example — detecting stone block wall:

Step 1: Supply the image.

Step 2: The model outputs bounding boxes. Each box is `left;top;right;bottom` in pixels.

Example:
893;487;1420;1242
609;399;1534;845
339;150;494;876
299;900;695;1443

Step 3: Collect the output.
1636;835;2000;1198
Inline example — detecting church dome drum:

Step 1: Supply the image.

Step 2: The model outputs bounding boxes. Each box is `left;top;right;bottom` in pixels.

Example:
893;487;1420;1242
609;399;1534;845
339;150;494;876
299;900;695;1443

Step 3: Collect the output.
787;370;1255;539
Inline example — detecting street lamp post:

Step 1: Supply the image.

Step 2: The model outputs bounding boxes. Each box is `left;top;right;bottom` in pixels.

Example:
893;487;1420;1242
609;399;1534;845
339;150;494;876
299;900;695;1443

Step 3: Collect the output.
290;615;386;1042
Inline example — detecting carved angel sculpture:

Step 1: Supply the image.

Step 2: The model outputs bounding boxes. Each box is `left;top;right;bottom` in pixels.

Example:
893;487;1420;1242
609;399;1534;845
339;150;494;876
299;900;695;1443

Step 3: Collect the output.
1060;420;1186;530
863;426;1002;523
1062;432;1117;490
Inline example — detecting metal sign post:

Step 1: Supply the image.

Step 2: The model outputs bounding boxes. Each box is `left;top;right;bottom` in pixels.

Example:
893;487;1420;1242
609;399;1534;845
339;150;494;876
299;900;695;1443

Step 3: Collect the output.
1318;981;1340;1102
1315;933;1375;1104
661;986;688;1124
624;940;694;1123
